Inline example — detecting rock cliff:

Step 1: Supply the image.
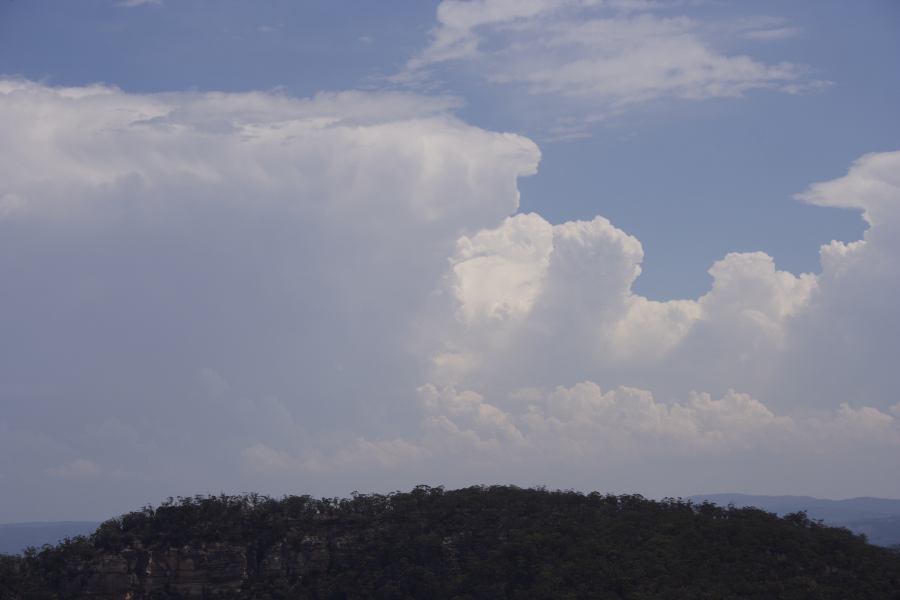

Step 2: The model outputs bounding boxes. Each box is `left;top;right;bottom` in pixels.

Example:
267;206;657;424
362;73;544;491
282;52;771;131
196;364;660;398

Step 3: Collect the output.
47;535;349;599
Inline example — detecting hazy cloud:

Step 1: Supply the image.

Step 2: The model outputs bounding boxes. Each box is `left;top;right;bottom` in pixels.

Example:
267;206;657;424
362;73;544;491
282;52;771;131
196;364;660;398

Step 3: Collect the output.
403;0;819;131
1;79;897;518
116;0;162;7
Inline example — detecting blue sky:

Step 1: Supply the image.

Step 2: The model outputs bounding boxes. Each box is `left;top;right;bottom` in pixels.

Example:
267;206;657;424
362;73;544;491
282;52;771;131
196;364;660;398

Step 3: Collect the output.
1;1;899;520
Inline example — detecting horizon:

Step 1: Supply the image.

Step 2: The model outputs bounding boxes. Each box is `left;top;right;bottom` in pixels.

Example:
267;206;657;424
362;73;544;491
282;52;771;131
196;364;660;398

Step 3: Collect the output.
3;487;900;526
4;488;900;558
1;0;899;523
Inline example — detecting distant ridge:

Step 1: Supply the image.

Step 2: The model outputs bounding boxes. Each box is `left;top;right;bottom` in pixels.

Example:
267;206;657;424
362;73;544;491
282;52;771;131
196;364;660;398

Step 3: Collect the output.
690;493;900;547
0;521;101;555
6;494;900;553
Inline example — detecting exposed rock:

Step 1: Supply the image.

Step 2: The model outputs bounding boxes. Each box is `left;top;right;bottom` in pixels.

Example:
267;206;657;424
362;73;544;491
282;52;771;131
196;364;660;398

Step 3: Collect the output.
54;543;249;599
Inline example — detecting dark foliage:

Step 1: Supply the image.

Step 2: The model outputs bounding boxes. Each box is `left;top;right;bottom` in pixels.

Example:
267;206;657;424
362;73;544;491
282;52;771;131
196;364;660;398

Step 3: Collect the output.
3;485;900;599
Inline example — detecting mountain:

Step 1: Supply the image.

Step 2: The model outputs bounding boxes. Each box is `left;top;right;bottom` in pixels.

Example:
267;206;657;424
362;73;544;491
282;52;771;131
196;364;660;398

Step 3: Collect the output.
690;494;900;547
2;486;899;599
0;522;101;556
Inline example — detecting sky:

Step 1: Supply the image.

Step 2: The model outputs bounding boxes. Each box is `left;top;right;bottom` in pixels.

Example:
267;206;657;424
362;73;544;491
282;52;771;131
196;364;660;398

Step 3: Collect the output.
1;0;899;522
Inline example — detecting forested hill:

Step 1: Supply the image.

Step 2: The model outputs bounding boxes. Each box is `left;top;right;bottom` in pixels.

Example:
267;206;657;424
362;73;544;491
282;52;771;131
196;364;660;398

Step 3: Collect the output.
690;493;900;547
2;486;900;599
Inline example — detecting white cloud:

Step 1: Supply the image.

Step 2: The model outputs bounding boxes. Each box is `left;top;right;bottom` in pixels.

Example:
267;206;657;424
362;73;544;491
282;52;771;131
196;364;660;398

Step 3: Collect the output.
450;213;553;324
770;151;900;413
0;78;539;518
293;382;897;497
424;211;818;395
797;150;900;227
411;382;899;458
697;252;817;348
422;150;899;425
404;1;818;127
2;78;899;515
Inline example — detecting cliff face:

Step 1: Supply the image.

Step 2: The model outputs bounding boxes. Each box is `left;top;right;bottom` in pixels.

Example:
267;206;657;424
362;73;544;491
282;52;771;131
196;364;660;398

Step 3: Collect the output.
73;544;247;599
59;537;338;599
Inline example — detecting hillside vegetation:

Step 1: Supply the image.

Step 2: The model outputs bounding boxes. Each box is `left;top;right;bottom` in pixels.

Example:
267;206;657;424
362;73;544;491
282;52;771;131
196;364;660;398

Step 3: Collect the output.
2;485;900;599
0;523;101;557
691;494;900;547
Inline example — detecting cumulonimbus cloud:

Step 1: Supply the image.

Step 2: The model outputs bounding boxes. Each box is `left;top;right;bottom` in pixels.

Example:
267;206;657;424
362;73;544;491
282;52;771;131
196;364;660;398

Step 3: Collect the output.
1;79;897;517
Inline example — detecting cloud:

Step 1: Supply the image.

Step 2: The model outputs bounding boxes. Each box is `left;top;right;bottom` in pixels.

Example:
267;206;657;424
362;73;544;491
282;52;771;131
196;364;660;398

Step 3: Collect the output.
727;16;803;42
408;382;899;459
450;212;554;324
403;0;819;129
116;0;162;7
743;27;801;41
423;211;818;396
797;150;900;227
771;151;900;413
0;78;539;518
412;149;900;496
345;143;900;488
1;78;898;516
420;149;900;418
285;382;897;497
